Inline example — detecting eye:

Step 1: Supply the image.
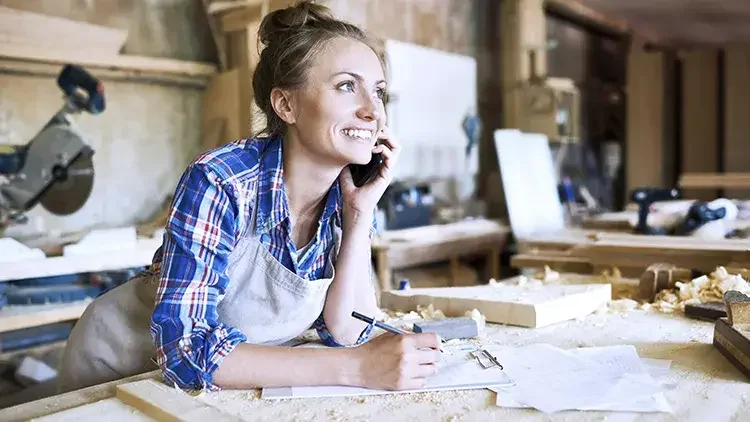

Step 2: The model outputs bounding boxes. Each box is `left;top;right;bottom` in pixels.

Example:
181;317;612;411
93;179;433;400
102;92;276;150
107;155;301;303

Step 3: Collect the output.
337;81;355;93
375;87;387;101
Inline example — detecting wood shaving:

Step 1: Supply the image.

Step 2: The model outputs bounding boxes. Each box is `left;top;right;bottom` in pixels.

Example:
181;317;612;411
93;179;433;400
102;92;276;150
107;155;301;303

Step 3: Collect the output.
651;266;750;313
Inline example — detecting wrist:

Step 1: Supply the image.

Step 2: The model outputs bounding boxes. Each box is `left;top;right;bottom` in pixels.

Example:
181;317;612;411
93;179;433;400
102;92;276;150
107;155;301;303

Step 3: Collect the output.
335;347;365;387
342;209;373;233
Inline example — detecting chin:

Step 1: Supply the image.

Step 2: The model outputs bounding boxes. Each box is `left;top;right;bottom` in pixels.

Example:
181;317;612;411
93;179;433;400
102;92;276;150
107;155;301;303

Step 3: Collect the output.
336;137;374;165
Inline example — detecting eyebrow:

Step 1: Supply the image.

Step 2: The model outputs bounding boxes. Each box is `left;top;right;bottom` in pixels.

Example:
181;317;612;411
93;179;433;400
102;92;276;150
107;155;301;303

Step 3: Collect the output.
331;71;386;86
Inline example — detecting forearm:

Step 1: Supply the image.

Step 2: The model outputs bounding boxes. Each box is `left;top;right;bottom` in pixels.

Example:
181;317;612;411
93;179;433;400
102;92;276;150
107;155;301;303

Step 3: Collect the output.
322;213;379;344
212;343;360;389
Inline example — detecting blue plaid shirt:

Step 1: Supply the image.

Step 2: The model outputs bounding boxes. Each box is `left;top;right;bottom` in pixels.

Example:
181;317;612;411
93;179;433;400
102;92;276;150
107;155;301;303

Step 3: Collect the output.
148;136;376;391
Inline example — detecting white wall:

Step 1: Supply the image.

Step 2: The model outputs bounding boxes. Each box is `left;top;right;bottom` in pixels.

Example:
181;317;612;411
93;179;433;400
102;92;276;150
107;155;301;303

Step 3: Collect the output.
384;39;478;203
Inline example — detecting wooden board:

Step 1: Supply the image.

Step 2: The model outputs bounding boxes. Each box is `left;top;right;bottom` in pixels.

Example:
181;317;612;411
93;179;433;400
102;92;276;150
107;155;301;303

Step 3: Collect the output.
625;38;672;197
681;50;720;201
380;280;612;328
723;45;750;199
116;379;242;421
713;318;750;380
32;397;153;421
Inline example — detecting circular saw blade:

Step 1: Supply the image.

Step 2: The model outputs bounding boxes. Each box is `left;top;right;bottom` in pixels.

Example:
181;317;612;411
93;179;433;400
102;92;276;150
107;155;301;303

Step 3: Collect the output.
39;155;95;215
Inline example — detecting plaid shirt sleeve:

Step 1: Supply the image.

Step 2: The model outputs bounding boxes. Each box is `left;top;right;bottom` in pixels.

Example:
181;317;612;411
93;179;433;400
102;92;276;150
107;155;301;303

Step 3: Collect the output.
150;162;247;391
313;208;379;347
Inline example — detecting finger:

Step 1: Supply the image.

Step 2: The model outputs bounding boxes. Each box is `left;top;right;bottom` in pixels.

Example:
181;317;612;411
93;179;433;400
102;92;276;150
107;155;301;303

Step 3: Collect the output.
410;333;441;350
415;348;442;364
412;363;438;378
378;128;401;153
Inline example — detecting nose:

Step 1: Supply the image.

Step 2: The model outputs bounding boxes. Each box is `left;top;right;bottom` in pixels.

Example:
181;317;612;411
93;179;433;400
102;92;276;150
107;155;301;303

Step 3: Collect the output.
356;93;382;122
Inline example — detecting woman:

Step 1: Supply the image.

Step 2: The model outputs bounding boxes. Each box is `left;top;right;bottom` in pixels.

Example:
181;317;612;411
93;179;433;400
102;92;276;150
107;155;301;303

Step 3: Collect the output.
57;0;441;394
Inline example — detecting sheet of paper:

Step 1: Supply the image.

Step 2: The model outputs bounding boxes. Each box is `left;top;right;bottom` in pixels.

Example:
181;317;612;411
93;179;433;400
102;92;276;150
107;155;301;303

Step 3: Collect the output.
494;350;673;413
487;344;666;414
262;344;513;400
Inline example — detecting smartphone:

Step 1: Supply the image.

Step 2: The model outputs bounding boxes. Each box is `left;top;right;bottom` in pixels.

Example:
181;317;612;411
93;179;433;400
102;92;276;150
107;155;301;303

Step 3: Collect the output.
350;152;383;188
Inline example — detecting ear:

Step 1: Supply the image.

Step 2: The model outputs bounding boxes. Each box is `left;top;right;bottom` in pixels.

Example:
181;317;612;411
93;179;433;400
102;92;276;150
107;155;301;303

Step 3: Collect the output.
270;87;297;125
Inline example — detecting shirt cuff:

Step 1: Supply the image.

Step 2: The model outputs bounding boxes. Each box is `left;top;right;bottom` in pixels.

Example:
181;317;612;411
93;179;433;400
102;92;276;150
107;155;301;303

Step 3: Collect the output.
155;325;247;392
313;314;375;347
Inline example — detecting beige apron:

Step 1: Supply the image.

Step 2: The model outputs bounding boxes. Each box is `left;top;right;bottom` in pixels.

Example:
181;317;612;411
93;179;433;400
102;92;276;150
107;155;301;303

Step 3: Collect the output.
57;185;341;393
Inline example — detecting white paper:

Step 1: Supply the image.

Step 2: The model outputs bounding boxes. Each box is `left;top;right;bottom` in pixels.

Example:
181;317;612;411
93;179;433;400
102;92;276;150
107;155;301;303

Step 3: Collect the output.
262;344;513;400
488;344;667;414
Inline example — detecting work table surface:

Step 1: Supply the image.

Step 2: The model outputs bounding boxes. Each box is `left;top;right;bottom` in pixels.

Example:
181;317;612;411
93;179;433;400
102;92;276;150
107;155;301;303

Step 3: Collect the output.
2;306;748;421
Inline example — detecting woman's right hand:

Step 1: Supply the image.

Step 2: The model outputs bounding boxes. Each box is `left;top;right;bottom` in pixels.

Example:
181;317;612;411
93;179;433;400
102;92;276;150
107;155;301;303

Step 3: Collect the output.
353;332;442;390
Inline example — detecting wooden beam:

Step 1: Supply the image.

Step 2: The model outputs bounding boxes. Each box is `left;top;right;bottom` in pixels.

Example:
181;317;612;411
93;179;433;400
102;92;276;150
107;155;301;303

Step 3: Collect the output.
501;0;547;130
625;38;674;197
723;44;750;198
544;0;629;35
682;50;720;201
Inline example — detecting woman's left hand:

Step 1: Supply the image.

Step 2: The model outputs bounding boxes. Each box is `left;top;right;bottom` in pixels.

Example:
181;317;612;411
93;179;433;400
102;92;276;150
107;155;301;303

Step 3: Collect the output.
339;126;401;224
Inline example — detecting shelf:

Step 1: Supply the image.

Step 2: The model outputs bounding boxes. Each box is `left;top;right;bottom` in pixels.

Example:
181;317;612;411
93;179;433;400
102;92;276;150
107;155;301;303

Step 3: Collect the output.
0;43;217;79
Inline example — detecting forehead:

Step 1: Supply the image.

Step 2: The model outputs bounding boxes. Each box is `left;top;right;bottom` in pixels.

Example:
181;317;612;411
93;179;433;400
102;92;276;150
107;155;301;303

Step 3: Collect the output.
309;37;385;83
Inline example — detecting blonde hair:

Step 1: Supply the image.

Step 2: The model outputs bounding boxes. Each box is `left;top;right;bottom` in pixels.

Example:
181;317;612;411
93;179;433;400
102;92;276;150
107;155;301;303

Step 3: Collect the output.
252;0;387;137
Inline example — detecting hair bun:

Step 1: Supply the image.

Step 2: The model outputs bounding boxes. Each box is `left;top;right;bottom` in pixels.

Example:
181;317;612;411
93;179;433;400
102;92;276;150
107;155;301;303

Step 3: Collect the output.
259;1;335;47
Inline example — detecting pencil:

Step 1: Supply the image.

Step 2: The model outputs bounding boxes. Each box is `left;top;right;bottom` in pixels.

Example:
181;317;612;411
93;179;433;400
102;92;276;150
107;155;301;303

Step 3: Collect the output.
351;311;409;334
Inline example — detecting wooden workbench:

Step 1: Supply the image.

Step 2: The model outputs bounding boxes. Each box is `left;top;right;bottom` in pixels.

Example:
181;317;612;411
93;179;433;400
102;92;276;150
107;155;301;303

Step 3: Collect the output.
371;219;509;291
513;228;750;277
2;277;748;421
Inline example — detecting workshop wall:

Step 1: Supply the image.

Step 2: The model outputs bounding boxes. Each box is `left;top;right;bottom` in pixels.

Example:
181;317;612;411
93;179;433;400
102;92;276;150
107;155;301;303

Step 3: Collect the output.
0;67;205;239
626;43;750;202
324;0;476;57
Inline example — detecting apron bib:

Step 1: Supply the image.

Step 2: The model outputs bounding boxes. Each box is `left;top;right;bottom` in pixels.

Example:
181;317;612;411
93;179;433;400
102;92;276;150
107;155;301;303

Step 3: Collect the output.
57;183;340;393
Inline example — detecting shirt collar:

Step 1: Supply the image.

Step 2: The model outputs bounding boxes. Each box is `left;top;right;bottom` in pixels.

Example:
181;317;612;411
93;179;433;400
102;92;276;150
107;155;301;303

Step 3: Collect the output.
255;137;342;235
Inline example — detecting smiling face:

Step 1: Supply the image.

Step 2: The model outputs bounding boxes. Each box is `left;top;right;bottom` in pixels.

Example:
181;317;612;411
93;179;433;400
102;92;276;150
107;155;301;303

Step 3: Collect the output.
277;36;387;166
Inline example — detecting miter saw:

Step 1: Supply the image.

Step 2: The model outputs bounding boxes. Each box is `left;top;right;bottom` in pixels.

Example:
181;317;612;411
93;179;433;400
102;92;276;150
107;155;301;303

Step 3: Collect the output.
0;64;104;227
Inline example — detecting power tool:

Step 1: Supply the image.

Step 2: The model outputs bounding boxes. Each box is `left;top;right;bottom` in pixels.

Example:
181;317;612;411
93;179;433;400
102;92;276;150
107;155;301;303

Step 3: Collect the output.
630;187;680;235
0;64;105;227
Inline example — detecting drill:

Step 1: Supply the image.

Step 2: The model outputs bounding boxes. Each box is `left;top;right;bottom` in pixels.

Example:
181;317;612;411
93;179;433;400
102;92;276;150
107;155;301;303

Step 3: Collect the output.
630;187;680;235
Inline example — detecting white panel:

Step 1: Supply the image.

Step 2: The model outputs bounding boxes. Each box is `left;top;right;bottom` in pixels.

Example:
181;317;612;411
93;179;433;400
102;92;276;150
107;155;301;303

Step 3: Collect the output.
384;39;478;201
494;129;564;239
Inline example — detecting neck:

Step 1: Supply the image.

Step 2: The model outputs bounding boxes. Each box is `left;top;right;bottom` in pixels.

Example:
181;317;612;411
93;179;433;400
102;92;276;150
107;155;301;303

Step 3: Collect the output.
282;133;342;221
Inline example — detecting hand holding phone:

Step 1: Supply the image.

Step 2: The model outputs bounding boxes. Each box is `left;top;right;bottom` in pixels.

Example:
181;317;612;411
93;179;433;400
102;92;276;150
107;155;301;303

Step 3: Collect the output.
349;151;384;188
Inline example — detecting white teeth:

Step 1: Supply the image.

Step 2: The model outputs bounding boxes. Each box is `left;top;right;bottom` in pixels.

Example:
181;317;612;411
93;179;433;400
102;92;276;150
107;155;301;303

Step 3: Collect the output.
343;129;372;139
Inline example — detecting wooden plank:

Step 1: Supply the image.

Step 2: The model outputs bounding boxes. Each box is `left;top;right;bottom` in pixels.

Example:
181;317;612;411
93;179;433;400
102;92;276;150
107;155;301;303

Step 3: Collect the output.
31;397;153;422
0;44;216;78
723;44;750;198
680;172;750;189
0;371;159;421
625;38;670;197
681;50;719;201
116;379;242;421
0;301;89;334
380;280;612;328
